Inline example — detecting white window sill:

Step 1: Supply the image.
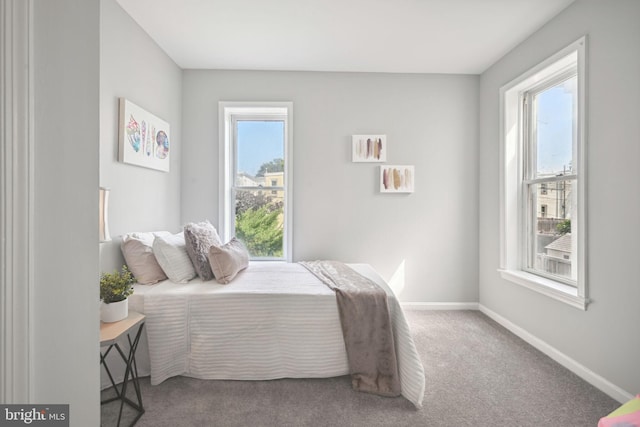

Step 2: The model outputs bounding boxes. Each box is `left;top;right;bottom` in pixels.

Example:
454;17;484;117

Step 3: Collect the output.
498;269;588;310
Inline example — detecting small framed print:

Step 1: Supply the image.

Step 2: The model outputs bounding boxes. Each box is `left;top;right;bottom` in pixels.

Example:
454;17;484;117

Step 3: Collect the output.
380;165;414;193
352;134;387;162
119;98;171;172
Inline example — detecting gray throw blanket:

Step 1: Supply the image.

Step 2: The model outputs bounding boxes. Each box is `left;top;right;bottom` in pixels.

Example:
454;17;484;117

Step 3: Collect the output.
299;260;401;397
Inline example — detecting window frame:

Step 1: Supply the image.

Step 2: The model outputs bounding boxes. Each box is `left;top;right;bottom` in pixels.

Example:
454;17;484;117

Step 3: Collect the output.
499;37;588;310
219;102;293;262
522;70;578;286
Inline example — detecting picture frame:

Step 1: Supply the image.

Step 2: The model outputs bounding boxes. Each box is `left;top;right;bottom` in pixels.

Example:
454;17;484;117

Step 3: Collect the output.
118;98;171;172
352;134;387;162
380;165;414;193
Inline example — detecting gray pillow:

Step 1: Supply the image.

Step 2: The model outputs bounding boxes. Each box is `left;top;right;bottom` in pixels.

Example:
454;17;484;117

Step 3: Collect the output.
208;237;249;284
184;221;222;281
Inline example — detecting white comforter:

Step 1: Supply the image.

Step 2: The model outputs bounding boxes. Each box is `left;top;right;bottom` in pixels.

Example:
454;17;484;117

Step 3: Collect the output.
128;262;425;408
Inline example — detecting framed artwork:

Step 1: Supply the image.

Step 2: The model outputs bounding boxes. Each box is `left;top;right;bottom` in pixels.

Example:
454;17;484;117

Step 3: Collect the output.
352;134;387;162
380;165;414;193
118;98;171;172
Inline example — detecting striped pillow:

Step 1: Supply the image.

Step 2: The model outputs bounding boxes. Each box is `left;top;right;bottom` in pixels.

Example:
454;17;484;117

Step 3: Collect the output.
153;232;196;283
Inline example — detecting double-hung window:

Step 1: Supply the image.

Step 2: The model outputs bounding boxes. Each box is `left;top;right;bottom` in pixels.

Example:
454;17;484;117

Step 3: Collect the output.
219;102;293;261
500;37;587;309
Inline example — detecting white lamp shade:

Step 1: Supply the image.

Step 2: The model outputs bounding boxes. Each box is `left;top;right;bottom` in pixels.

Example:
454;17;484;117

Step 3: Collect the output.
99;187;111;242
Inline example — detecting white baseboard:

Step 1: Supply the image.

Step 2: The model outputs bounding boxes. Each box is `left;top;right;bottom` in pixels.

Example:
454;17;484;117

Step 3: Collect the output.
478;304;634;404
401;302;479;310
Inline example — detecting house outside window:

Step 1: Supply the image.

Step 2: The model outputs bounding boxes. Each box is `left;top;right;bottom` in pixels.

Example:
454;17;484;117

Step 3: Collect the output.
499;37;587;310
219;102;293;261
540;204;547;218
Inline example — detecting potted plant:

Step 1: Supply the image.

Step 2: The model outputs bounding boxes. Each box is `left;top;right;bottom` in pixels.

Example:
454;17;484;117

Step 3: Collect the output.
100;265;136;323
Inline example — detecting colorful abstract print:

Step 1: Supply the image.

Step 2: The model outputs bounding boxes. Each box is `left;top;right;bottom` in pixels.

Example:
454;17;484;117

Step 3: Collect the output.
126;114;169;159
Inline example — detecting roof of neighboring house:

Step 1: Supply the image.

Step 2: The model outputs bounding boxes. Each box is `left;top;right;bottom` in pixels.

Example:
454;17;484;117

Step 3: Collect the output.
237;172;260;186
545;233;572;253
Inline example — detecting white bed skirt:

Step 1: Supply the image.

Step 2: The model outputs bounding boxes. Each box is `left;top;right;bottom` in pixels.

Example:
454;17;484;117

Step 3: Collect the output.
101;262;425;408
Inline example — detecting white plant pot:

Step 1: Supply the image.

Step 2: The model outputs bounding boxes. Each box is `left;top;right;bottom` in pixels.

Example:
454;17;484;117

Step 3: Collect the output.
101;298;128;323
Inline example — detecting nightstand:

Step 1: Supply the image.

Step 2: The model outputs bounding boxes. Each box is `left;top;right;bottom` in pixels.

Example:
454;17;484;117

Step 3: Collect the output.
100;310;146;427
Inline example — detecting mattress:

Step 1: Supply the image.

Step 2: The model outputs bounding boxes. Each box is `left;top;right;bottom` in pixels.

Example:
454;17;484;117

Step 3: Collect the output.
127;261;425;408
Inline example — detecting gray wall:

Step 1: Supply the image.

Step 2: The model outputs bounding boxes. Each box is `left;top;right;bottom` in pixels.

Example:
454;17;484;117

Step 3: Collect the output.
100;0;182;267
182;71;479;303
33;0;100;424
479;0;640;396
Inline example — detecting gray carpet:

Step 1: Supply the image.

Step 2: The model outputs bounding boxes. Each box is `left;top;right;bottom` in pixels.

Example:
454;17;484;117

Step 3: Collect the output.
102;310;620;426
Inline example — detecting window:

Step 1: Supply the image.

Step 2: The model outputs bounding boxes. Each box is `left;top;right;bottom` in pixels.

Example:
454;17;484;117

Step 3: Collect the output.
219;102;293;261
523;72;577;284
499;37;587;309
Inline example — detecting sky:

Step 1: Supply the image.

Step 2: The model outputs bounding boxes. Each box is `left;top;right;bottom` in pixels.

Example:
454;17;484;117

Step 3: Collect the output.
237;120;284;176
535;76;576;176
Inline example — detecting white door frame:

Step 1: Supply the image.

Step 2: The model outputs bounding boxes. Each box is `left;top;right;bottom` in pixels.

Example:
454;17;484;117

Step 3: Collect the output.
0;0;34;403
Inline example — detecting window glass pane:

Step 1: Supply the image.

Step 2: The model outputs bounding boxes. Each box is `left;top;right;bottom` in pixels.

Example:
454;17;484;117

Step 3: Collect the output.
529;180;576;282
533;75;577;177
234;188;284;259
236;120;284;187
234;119;285;259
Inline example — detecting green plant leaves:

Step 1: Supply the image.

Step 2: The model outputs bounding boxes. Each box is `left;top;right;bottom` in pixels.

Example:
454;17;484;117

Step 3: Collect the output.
100;265;136;303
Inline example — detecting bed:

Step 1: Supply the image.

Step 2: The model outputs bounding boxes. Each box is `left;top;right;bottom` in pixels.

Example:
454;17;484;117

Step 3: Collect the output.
126;261;425;409
101;231;425;408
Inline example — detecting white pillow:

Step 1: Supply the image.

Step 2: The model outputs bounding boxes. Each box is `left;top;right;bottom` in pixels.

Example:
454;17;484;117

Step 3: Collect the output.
121;231;171;285
153;233;196;283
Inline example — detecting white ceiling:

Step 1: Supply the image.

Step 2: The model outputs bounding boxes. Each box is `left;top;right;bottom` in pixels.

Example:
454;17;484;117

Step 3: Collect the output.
115;0;575;74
